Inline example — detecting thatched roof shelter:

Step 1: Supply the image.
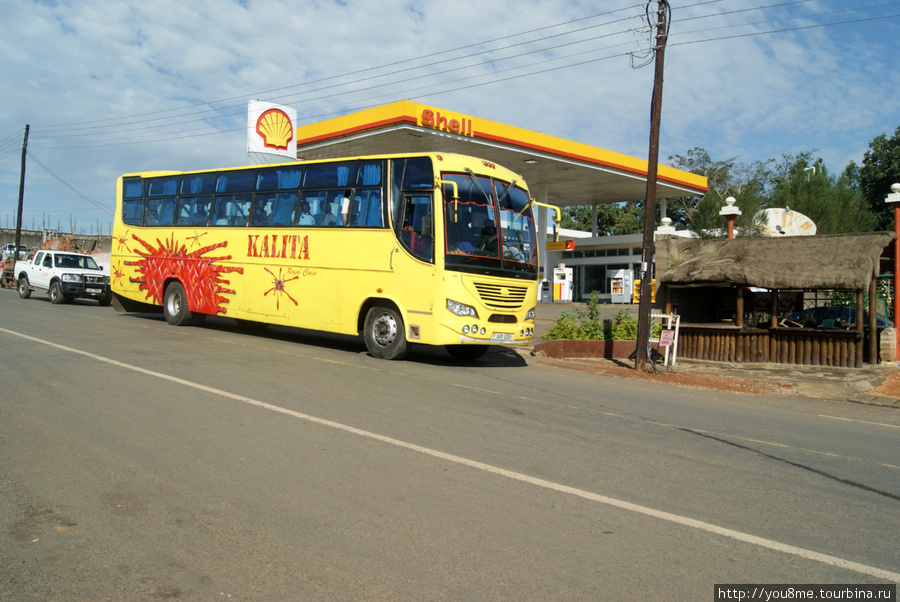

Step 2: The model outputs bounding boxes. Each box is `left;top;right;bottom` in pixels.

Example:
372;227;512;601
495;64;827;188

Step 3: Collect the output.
657;232;896;291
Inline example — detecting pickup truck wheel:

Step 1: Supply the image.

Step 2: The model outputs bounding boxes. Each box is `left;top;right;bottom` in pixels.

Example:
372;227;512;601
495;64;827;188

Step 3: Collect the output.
98;294;112;307
49;281;65;304
17;277;31;299
163;282;194;326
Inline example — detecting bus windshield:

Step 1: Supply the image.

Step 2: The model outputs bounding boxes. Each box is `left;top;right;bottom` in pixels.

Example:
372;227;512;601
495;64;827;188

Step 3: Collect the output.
442;172;537;279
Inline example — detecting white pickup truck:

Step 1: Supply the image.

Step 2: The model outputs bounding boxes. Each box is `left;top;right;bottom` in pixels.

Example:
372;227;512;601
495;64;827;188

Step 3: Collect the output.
16;250;111;306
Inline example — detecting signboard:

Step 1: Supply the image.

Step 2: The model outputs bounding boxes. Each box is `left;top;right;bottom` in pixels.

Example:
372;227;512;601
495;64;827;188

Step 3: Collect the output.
546;240;575;251
247;100;297;163
659;329;674;346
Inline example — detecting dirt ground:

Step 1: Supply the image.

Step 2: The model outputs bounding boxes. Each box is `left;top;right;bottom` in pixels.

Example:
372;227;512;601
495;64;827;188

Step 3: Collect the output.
869;371;900;398
529;354;900;401
529;303;900;404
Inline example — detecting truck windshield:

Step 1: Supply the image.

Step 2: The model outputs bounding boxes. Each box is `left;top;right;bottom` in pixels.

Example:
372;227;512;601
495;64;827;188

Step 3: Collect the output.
55;254;101;270
442;172;537;280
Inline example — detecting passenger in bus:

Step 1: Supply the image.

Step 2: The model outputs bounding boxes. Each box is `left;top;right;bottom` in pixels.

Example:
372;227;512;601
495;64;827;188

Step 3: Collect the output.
191;200;211;225
297;200;315;225
214;203;230;225
252;198;271;225
322;198;344;226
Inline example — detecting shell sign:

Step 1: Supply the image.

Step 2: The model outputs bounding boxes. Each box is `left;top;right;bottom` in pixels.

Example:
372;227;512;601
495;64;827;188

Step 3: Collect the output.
247;100;297;161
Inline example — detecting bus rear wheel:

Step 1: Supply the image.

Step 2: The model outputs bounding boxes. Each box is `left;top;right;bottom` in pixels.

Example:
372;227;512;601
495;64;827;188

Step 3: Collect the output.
445;345;489;361
163;282;194;326
364;305;409;360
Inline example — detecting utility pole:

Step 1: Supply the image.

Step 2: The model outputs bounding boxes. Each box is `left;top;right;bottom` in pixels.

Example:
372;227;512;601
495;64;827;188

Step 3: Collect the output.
636;1;669;372
14;124;29;263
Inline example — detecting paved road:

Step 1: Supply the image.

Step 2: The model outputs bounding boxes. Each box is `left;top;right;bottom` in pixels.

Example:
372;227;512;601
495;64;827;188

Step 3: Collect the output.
1;288;898;599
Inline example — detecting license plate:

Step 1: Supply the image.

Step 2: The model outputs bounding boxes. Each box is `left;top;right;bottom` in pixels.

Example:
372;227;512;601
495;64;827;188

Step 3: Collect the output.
86;288;102;294
491;332;514;342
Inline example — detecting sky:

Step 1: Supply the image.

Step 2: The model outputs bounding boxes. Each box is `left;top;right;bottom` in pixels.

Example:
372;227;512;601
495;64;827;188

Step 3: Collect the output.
1;0;899;235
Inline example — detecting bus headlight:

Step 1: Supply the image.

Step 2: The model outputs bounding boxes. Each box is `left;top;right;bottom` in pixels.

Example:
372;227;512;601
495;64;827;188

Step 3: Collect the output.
525;307;536;321
447;299;478;318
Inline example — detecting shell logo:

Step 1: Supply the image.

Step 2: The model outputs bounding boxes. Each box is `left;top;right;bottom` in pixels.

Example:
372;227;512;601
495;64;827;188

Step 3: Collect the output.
256;109;294;150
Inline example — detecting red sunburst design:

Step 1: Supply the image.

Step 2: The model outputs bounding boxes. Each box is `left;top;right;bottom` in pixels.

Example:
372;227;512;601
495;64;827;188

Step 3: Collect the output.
112;260;125;287
114;229;131;252
126;233;243;315
186;231;208;248
263;267;299;310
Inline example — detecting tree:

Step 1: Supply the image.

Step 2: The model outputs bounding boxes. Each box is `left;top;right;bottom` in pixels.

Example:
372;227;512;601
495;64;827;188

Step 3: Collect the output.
559;205;593;231
559;201;644;235
851;126;900;230
770;153;875;234
667;147;771;237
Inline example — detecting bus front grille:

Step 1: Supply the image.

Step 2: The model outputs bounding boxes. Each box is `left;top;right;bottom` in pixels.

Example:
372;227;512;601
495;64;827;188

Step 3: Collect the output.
473;282;528;310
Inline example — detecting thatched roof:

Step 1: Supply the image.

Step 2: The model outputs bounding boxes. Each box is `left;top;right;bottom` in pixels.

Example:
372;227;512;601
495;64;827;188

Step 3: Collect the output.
657;232;896;290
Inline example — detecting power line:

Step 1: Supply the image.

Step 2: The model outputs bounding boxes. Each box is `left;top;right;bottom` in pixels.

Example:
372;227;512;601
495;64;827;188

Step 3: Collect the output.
37;4;647;133
27;2;899;153
25;151;114;215
670;11;900;47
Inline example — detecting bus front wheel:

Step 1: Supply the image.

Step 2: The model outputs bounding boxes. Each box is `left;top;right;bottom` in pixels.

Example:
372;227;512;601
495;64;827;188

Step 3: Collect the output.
163;282;194;326
364;305;409;360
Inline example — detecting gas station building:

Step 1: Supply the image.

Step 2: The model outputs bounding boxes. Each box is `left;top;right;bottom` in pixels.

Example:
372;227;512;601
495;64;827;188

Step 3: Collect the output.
292;100;708;303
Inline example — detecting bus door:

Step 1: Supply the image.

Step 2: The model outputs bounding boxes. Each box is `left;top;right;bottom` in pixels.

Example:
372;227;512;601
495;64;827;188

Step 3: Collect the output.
394;193;437;339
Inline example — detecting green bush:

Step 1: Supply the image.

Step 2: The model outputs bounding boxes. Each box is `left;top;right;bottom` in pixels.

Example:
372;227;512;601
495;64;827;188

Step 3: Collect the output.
540;292;660;341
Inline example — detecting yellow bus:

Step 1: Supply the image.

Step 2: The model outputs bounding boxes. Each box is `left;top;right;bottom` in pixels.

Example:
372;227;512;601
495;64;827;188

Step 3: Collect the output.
111;152;554;360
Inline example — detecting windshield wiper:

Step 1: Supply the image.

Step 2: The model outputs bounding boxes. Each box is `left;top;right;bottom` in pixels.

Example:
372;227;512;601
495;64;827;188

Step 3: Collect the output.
496;178;517;206
464;168;493;204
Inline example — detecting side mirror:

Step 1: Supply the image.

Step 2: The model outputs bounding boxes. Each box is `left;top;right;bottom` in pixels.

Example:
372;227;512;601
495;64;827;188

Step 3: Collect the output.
438;179;459;223
531;199;562;243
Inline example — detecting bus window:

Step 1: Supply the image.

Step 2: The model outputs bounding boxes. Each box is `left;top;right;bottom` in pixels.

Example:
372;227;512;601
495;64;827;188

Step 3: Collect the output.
181;174;216;195
122;199;143;225
147;197;176;226
123;177;143;199
175;198;192;225
442;173;496;257
494;179;535;264
356;161;383;186
185;197;213;226
147;177;178;197
391;157;434;228
351;189;383;227
213;194;252;226
304;161;356;188
321;193;346;226
216;170;255;193
269;192;298;226
251;196;274;226
395;194;433;263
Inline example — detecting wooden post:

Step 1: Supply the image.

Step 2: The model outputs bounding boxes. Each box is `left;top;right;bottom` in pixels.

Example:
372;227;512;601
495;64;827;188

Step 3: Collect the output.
857;289;865;368
869;277;878;364
887;184;900;360
635;1;668;373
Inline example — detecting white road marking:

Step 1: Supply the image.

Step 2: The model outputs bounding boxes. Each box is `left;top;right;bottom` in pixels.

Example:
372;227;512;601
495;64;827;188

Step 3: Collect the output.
820;415;900;429
4;326;899;583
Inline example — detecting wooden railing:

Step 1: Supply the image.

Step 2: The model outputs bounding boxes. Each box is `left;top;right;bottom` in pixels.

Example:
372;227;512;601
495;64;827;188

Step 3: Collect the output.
678;326;863;368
